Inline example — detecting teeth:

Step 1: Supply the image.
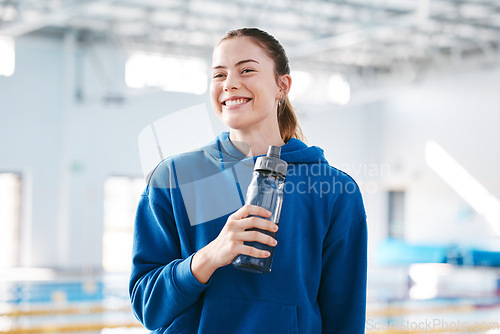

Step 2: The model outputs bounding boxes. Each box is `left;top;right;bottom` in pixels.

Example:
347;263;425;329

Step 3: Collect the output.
224;99;248;106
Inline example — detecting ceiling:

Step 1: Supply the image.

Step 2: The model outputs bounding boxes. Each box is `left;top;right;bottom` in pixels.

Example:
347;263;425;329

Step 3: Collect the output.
1;0;500;92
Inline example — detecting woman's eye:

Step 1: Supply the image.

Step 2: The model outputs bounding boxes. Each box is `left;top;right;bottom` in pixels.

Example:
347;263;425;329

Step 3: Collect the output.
242;69;255;74
213;73;225;79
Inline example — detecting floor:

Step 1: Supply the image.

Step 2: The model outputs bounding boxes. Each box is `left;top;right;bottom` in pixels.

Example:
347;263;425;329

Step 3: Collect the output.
1;264;499;333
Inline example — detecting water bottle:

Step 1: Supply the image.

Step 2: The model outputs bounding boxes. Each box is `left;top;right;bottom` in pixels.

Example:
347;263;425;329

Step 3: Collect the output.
232;145;287;273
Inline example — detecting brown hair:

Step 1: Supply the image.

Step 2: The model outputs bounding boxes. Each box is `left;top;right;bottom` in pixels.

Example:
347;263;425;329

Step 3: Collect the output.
219;28;305;143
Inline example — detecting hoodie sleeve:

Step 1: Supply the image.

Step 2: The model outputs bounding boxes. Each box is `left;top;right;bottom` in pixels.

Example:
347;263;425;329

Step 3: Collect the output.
318;181;368;333
129;188;210;331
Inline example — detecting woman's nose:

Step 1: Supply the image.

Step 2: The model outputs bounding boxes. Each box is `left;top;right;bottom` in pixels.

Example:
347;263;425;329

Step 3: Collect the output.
223;73;240;91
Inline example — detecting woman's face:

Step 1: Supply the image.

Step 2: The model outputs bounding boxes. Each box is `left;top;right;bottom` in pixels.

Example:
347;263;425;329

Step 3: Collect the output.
210;37;284;132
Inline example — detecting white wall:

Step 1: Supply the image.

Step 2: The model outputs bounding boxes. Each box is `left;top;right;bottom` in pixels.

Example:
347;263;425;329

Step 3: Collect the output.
0;33;213;270
297;101;390;258
295;67;500;257
1;35;65;269
384;70;500;248
1;32;499;271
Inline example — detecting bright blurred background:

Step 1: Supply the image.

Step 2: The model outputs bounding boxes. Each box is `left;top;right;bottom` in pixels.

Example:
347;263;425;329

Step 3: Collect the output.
1;0;499;333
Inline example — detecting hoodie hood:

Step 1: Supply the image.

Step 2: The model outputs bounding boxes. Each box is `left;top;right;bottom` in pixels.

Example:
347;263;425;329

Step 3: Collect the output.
204;132;328;166
280;137;328;165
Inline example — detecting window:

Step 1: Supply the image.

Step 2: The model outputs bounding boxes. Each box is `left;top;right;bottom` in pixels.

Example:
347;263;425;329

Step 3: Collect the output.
125;52;207;95
388;190;405;239
0;36;15;77
0;172;22;268
103;176;145;272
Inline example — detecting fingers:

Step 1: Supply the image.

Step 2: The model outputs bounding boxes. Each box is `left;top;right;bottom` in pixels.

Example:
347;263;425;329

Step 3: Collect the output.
230;204;272;220
226;214;278;244
240;229;278;248
242;215;278;231
239;244;272;259
213;205;278;264
224;218;277;248
228;205;277;234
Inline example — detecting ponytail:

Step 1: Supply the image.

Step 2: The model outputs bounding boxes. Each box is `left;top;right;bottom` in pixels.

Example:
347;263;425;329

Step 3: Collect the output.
278;96;304;143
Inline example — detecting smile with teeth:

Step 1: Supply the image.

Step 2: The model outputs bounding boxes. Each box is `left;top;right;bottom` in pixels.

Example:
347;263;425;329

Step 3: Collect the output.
223;98;251;106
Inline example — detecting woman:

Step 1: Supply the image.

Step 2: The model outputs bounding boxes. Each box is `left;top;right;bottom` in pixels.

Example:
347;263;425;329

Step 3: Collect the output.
130;28;367;333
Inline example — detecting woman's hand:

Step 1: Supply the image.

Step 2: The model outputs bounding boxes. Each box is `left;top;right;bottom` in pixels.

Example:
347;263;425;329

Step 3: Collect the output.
191;204;278;284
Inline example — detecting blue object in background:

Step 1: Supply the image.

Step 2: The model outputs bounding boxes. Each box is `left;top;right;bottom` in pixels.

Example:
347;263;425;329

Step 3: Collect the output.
2;280;104;304
375;238;500;267
375;239;447;265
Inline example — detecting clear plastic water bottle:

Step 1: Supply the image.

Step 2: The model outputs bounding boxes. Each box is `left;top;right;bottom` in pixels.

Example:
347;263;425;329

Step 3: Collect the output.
232;145;287;273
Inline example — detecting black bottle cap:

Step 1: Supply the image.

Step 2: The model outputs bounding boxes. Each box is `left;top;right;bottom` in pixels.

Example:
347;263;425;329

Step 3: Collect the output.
254;145;287;177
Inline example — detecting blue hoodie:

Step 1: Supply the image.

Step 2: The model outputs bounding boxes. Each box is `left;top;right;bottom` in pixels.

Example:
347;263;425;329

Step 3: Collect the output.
130;132;367;333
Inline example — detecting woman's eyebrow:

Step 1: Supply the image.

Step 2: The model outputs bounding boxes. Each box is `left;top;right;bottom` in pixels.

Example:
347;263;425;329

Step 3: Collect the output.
212;59;259;70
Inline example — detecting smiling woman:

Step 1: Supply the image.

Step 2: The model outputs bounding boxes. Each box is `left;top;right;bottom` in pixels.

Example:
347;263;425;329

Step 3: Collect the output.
129;28;367;334
210;37;288;151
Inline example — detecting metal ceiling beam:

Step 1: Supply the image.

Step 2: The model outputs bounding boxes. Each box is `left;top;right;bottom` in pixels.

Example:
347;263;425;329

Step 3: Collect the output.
0;10;73;37
1;0;498;92
286;11;421;60
0;0;109;37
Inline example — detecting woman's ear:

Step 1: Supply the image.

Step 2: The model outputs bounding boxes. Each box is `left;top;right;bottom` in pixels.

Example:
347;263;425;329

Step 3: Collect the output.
277;74;292;98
